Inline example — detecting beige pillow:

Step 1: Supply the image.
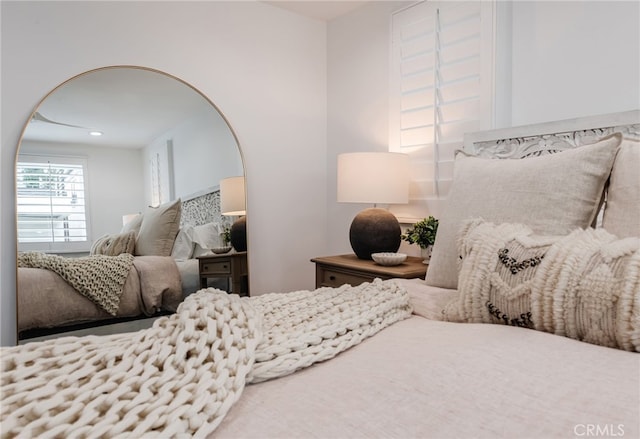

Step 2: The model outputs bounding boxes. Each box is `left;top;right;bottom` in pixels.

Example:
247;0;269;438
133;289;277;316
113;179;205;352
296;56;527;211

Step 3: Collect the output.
602;137;640;238
443;220;640;352
426;133;622;289
135;199;182;256
90;231;137;256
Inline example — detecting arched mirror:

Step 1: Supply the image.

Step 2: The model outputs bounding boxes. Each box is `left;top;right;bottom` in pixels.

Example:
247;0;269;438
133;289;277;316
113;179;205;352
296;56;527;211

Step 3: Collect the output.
16;66;246;343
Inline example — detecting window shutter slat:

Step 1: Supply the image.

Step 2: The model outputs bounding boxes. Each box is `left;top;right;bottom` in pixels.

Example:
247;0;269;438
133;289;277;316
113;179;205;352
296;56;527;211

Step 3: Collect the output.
17;155;91;252
391;0;494;218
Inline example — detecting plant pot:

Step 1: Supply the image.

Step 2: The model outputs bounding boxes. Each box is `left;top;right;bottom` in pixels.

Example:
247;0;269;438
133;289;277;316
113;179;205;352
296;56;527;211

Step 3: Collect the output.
421;245;433;264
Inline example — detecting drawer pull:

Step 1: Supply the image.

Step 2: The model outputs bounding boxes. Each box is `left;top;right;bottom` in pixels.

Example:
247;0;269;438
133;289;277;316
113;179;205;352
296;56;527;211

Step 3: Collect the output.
329;275;336;281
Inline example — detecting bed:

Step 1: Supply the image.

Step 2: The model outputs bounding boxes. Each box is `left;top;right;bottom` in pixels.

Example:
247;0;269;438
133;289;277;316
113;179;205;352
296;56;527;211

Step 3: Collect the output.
3;110;639;438
16;187;234;338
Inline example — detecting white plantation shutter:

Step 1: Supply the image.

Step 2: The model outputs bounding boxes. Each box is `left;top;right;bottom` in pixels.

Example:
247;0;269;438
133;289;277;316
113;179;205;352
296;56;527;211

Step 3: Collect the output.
17;155;91;253
390;1;495;217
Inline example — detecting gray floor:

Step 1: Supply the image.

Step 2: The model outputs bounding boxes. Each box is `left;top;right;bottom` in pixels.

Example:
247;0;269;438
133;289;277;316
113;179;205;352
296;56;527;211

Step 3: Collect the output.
19;316;163;344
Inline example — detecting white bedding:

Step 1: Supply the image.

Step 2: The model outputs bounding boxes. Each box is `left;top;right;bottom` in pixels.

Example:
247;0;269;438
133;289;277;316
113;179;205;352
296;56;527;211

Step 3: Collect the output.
215;280;640;438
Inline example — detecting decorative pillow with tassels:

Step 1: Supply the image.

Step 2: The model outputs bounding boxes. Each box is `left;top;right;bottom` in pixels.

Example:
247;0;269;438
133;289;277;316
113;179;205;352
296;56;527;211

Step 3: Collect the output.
443;219;640;352
90;231;136;256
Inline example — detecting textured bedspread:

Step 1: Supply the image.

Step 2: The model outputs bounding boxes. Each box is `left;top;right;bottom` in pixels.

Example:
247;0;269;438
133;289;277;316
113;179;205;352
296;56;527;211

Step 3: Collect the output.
216;279;640;439
2;279;411;437
18;252;134;315
18;255;182;333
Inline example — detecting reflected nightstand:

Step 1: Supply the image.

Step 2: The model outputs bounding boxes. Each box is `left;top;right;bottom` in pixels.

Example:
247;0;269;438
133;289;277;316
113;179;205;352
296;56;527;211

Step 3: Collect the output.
197;251;249;296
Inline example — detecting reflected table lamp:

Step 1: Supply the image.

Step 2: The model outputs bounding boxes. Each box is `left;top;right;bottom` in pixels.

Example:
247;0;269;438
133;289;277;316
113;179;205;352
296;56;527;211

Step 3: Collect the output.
220;176;247;252
337;152;409;259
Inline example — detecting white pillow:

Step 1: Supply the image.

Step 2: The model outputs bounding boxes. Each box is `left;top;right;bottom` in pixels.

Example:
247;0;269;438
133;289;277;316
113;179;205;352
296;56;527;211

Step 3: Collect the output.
426;133;621;289
120;213;143;235
191;222;223;257
171;225;195;260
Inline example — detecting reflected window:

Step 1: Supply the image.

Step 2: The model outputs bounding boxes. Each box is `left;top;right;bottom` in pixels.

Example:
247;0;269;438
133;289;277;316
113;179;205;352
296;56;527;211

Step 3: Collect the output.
17;154;90;253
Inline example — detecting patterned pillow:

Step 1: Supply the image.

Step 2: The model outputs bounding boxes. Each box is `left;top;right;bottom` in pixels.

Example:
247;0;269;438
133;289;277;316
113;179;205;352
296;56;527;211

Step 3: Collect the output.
443;220;640;351
90;231;136;256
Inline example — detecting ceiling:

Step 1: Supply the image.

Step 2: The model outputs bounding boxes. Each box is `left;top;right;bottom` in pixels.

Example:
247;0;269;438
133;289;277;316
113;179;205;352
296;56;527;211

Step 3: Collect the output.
22;68;213;149
263;1;369;21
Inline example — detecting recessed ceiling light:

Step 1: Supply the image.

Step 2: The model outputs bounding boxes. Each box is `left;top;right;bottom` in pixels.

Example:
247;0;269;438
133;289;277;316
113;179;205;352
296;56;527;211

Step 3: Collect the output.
89;131;103;136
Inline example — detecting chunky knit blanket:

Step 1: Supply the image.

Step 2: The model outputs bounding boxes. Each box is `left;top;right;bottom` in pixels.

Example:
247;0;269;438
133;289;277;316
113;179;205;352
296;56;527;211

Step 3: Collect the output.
18;252;134;315
1;279;411;438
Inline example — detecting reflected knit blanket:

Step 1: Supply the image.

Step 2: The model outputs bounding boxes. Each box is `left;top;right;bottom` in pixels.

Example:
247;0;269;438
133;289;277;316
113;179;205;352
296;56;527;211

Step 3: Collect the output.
1;279;411;438
17;252;134;315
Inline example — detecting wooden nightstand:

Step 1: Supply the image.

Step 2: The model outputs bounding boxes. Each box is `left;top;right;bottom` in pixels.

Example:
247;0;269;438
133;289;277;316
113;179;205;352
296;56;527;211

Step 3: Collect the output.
197;251;249;296
311;254;427;289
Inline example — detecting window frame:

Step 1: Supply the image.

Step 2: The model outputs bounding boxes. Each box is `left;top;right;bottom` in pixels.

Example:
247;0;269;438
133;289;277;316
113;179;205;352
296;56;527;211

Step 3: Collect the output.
16;153;93;254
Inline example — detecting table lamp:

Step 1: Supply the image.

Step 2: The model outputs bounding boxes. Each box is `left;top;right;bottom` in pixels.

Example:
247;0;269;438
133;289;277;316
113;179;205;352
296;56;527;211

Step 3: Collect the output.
220;176;247;252
337;152;409;259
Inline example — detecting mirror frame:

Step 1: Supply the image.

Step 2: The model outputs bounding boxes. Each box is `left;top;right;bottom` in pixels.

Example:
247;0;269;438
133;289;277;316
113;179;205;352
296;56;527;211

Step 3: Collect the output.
14;65;248;342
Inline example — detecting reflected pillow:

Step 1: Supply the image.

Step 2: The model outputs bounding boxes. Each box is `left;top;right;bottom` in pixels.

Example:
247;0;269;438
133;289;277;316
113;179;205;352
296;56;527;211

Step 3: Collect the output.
602;137;640;238
426;133;622;289
135;199;182;256
191;222;223;257
90;231;136;256
171;225;195;260
120;213;143;235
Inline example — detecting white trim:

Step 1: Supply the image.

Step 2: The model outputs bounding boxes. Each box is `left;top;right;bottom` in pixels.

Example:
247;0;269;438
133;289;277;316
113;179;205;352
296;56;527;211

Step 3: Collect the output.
464;109;640;150
181;185;220;202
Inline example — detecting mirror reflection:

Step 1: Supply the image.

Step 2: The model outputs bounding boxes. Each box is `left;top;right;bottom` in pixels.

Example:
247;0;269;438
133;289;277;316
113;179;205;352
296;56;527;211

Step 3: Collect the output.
16;66;246;342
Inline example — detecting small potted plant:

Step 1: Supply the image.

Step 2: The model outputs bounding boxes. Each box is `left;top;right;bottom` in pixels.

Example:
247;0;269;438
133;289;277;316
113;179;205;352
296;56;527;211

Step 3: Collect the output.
221;227;232;247
212;227;233;254
401;216;439;263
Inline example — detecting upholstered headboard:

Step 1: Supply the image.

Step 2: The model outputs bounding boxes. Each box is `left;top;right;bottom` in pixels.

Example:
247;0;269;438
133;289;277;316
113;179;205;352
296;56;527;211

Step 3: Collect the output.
463;110;640;158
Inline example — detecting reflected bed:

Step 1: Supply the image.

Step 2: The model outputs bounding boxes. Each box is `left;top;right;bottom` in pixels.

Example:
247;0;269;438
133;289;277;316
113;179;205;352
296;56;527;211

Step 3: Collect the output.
17;187;234;339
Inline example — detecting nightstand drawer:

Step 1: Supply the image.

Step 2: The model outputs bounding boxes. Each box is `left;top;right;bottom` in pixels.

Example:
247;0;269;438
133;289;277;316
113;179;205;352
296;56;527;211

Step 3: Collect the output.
312;254;427;290
320;269;372;288
201;261;231;275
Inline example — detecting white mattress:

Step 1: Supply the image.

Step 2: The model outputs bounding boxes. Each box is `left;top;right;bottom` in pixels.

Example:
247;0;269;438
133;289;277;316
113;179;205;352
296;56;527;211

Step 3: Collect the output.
214;279;640;438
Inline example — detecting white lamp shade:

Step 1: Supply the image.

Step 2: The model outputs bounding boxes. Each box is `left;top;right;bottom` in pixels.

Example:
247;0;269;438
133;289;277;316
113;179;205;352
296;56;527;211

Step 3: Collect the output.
337;152;409;204
220;176;246;216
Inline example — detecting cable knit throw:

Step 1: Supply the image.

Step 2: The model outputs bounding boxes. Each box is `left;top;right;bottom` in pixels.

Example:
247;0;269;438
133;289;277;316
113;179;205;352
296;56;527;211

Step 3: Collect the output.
17;252;134;315
443;219;640;351
1;279;411;438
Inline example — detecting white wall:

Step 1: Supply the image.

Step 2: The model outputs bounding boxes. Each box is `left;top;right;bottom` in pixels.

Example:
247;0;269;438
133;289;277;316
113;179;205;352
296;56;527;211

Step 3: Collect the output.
142;103;244;204
166;109;243;199
1;1;327;345
325;0;639;259
17;141;145;247
510;1;640;125
326;1;414;257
